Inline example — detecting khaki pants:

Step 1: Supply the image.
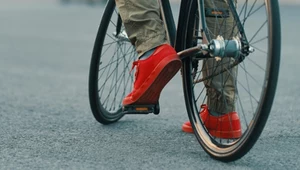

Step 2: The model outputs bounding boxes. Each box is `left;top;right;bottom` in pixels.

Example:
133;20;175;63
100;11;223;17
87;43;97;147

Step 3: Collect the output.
115;0;238;113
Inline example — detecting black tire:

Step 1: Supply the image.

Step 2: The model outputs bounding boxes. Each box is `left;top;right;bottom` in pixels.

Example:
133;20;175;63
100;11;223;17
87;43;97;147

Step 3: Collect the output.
181;0;281;161
89;0;137;124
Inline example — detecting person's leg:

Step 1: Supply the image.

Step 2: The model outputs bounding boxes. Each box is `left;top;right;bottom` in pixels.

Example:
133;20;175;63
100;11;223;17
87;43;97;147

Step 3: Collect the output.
115;0;181;106
182;0;241;137
115;0;167;56
203;0;238;114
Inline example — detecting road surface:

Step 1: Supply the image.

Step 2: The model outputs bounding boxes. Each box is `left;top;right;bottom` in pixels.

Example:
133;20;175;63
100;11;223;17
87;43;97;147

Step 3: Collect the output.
0;1;299;169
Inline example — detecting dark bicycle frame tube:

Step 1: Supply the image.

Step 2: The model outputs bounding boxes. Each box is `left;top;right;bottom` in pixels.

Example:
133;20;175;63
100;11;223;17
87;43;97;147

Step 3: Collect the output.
160;0;207;52
160;0;195;51
158;0;177;46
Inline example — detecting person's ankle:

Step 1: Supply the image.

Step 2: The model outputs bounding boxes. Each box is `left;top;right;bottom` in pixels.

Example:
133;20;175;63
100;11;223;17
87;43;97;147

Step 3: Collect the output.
208;109;225;116
139;48;156;60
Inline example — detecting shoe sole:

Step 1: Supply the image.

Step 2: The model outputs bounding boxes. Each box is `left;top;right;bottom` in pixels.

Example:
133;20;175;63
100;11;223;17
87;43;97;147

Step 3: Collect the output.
182;124;242;139
124;54;181;105
182;122;242;139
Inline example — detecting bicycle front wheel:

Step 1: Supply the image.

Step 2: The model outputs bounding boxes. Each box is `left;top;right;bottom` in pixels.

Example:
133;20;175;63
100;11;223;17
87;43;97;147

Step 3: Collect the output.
89;0;137;124
181;0;281;161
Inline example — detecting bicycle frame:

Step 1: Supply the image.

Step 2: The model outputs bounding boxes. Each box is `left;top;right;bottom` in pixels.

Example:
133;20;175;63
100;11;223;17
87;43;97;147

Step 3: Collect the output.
159;0;250;59
159;0;194;49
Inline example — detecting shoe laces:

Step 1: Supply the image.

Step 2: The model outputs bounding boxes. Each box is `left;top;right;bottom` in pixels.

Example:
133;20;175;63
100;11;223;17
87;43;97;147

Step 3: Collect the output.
130;61;139;72
130;61;139;87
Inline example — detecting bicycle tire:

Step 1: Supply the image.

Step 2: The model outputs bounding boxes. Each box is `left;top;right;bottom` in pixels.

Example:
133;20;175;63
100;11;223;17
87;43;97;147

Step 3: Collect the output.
181;0;281;161
89;0;137;124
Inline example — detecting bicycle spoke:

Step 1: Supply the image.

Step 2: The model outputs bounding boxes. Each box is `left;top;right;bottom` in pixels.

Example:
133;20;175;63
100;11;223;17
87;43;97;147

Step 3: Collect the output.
103;41;117;47
250;45;267;54
239;62;264;87
100;44;135;107
248;3;265;18
250;36;268;45
249;20;267;43
242;61;255;113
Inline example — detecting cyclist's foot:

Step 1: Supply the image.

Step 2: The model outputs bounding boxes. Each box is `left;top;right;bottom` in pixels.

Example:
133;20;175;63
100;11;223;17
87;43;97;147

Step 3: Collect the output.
122;44;182;106
182;104;242;139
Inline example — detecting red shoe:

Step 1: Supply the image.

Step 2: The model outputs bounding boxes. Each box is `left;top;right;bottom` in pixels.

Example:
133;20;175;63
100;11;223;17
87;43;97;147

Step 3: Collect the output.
182;105;242;139
123;44;182;106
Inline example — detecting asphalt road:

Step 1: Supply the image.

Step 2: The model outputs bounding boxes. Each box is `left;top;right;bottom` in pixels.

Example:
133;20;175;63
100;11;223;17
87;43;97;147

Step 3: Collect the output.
0;1;299;170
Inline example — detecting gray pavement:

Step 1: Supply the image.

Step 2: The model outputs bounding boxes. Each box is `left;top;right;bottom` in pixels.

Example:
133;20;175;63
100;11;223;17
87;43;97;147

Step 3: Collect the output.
0;1;300;170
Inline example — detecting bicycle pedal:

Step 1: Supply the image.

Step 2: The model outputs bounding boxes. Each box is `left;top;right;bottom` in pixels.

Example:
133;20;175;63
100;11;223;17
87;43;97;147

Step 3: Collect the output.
122;104;160;115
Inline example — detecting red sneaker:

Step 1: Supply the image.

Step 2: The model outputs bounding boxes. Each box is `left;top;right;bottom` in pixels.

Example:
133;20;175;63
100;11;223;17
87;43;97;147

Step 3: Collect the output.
122;44;182;106
182;105;242;139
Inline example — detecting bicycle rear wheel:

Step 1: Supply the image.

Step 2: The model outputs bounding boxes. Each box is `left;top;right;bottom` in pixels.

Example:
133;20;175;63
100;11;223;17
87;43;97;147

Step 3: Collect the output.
181;0;281;161
89;0;137;124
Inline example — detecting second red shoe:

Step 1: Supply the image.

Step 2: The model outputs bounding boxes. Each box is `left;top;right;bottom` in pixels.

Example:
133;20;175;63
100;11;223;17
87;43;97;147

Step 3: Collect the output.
182;105;242;139
123;44;182;106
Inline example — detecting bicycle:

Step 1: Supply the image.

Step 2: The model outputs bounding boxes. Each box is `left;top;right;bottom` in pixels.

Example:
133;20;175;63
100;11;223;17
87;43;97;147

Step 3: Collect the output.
88;0;281;162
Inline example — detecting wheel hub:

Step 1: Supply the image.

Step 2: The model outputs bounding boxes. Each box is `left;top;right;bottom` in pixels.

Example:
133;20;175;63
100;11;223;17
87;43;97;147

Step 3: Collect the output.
209;36;242;61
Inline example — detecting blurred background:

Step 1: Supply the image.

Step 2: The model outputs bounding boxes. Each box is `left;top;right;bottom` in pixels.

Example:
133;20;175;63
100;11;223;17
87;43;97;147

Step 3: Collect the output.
1;0;300;6
0;0;299;169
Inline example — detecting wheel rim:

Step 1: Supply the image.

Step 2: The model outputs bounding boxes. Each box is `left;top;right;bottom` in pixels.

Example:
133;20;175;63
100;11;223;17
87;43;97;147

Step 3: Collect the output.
184;0;280;159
